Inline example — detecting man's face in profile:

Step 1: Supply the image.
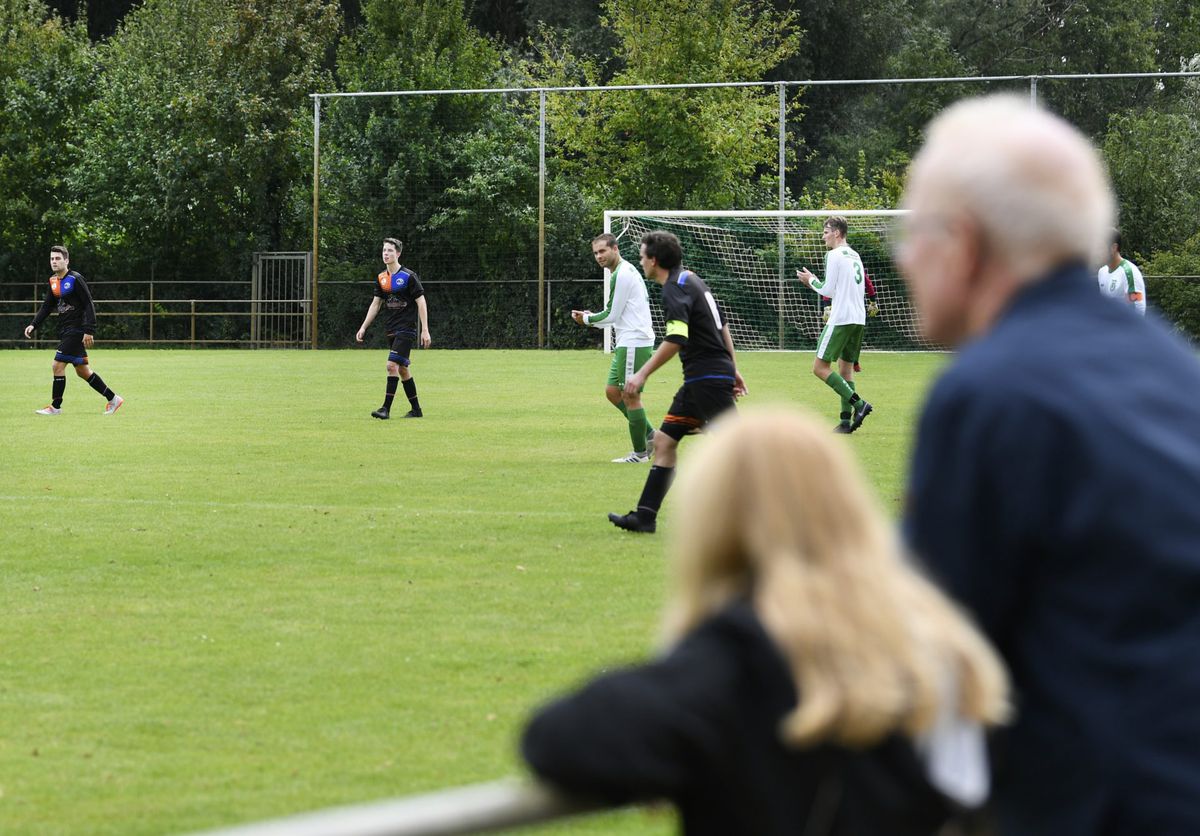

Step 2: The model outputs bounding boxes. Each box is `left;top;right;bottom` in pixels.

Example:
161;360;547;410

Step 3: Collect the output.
897;164;978;347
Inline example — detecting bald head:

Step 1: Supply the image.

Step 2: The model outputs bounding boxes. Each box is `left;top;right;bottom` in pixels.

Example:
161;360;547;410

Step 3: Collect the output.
899;94;1117;345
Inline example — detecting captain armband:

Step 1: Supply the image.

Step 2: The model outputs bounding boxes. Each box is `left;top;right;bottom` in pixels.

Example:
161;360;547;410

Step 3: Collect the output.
665;320;689;339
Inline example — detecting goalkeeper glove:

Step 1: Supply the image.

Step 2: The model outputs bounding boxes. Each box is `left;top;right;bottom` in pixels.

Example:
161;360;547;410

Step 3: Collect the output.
866;299;880;318
822;306;831;322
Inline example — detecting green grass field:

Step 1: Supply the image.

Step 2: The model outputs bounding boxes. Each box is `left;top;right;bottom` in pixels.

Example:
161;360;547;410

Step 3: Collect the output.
0;347;946;835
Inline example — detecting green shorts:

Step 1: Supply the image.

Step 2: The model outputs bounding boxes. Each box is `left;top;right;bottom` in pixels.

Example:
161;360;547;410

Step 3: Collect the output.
607;345;655;389
815;323;864;364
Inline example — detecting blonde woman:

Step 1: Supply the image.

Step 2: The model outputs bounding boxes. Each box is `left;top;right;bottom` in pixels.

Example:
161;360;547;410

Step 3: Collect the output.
523;409;1009;835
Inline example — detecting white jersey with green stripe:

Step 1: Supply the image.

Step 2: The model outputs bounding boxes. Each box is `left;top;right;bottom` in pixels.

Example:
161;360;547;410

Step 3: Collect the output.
1097;259;1146;316
585;259;655;347
808;245;866;325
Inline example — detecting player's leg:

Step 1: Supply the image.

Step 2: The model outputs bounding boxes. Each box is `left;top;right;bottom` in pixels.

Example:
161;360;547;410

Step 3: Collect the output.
611;382;736;530
834;358;854;432
609;385;711;533
841;327;872;432
606;350;636;457
628;345;656;454
75;359;122;413
38;357;69;414
373;357;400;419
815;325;859;430
392;332;422;418
605;384;624;412
611;347;651;462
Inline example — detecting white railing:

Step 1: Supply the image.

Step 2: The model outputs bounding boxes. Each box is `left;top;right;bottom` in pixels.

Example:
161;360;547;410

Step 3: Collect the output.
186;779;612;836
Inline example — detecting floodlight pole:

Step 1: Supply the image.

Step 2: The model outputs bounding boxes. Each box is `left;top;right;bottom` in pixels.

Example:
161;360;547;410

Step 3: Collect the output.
777;82;787;349
311;96;321;350
538;90;547;349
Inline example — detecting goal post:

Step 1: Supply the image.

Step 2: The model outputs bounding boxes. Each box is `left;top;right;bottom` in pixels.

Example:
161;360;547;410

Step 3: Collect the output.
601;209;928;353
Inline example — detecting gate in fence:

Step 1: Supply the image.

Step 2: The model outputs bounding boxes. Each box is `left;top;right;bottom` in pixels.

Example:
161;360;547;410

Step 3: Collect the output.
251;252;313;348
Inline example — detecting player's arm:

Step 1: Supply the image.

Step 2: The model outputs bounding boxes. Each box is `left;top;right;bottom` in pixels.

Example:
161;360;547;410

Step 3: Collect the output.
76;275;97;347
721;324;748;398
1124;263;1145;307
796;265;832;298
624;340;681;397
25;289;54;338
416;295;431;347
626;283;687;395
356;296;383;342
583;271;628;328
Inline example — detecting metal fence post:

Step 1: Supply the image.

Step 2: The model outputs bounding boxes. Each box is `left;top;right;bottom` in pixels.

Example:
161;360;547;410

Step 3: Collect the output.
777;82;787;349
1030;75;1039;106
312;96;321;350
538;89;546;349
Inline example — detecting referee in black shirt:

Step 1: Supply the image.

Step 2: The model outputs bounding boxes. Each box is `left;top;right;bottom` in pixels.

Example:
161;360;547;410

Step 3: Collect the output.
609;231;747;533
24;245;124;415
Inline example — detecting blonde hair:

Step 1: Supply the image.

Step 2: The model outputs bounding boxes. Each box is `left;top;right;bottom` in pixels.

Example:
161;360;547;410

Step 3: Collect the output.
913;94;1116;278
664;408;1009;748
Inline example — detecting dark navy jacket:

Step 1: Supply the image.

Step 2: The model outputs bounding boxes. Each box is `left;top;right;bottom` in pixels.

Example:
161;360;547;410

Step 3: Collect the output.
905;262;1200;835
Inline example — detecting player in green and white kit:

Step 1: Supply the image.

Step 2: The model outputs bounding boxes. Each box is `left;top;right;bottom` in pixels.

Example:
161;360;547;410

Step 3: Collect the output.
572;233;657;462
1097;229;1146;316
797;216;873;433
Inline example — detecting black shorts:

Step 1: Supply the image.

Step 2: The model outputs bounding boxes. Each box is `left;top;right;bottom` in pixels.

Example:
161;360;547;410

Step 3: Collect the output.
386;330;416;367
660;380;737;441
54;333;89;366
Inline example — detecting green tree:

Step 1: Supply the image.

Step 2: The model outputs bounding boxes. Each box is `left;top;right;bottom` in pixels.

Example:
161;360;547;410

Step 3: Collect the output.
1142;232;1200;341
323;0;503;269
321;0;571;347
1102;67;1200;260
0;0;92;284
535;0;803;211
71;0;338;282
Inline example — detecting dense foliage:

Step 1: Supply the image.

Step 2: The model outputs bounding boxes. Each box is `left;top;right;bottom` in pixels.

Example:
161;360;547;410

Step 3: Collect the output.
2;0;1198;345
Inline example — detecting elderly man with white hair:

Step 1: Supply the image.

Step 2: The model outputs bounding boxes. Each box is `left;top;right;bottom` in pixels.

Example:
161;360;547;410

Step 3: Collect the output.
899;94;1200;835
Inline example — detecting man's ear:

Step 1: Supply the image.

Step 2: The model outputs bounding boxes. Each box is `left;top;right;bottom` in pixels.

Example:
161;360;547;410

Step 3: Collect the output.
954;215;988;294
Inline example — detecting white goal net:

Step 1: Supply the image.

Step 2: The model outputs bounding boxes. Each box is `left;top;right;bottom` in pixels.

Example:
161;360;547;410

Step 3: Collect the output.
602;209;929;352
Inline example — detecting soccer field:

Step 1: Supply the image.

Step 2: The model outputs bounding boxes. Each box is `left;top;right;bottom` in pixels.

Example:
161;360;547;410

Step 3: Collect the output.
0;348;946;835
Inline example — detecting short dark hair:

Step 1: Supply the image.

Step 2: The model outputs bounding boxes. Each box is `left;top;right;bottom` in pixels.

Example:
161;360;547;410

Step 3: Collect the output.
382;237;403;254
50;245;69;260
824;216;848;237
592;233;619;248
1111;228;1122;251
641;231;682;270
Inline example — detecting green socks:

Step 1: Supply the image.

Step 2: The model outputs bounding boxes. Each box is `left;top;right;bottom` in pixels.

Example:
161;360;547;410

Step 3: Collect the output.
615;400;652;454
628;407;650;454
825;371;855;402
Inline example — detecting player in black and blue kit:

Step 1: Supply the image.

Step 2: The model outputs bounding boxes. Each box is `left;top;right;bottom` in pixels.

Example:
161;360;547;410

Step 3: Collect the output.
609;231;748;533
355;237;431;419
24;245;124;415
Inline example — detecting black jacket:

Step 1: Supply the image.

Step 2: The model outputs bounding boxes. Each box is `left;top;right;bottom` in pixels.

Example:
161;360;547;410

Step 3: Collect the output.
523;602;964;836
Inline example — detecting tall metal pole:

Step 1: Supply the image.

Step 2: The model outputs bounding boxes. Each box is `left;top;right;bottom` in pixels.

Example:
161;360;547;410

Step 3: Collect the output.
777;82;787;349
311;96;321;350
538;90;547;349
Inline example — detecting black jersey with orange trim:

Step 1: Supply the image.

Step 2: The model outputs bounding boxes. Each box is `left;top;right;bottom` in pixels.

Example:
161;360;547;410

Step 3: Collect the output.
660;268;735;384
31;271;96;338
372;266;425;334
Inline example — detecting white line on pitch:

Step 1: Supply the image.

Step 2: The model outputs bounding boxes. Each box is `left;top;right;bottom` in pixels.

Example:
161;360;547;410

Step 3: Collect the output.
0;495;576;517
